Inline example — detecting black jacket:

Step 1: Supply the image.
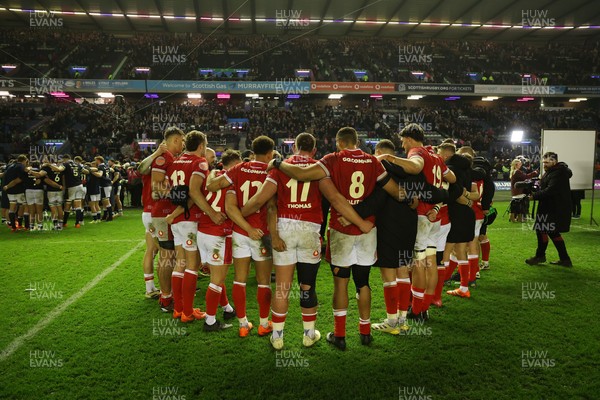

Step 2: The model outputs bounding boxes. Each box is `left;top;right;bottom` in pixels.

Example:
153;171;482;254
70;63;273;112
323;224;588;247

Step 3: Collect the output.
532;162;572;233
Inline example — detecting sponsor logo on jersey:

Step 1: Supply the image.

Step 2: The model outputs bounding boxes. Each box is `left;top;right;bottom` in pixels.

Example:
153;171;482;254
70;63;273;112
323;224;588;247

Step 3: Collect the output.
342;157;373;164
155;157;165;166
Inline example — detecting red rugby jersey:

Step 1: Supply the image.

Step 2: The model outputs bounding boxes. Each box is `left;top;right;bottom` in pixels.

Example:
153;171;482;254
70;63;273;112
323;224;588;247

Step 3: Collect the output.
169;153;209;224
266;155;323;225
224;160;269;236
141;173;154;213
198;170;233;236
409;146;450;216
472;179;485;220
317;148;387;235
150;151;176;218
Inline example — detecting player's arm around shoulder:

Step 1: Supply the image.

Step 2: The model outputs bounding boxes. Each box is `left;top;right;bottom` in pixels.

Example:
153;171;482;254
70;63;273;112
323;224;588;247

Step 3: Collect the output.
269;158;326;182
380;153;424;175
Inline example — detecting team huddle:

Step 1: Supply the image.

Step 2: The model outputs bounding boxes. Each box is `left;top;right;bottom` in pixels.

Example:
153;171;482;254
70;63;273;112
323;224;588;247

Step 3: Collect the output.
1;154;126;231
139;123;495;350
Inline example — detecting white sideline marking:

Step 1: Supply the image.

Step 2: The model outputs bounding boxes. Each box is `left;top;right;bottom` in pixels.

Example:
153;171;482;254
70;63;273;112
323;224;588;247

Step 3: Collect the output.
0;241;144;362
42;239;141;244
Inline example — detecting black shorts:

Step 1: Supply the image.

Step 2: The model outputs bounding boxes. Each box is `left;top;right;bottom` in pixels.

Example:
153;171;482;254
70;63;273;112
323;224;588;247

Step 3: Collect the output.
480;220;488;236
447;205;475;243
373;206;417;268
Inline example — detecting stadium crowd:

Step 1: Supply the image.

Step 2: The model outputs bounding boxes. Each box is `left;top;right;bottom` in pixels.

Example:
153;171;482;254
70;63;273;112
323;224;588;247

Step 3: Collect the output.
2;98;599;165
1;29;599;85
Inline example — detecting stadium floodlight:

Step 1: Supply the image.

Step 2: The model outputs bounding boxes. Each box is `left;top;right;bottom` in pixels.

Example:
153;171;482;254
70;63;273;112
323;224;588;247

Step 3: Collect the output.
187;93;202;99
482;96;500;101
245;94;259;98
0;91;10;96
1;65;16;70
328;94;343;99
97;92;115;98
511;130;524;143
407;95;424;100
568;98;587;102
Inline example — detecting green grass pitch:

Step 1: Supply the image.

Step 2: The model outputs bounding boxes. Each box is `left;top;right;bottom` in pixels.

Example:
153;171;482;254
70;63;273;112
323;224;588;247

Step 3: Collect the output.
1;200;599;399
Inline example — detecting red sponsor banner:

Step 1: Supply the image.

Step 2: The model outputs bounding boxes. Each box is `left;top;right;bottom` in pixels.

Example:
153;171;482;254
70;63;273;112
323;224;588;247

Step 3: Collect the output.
310;82;396;93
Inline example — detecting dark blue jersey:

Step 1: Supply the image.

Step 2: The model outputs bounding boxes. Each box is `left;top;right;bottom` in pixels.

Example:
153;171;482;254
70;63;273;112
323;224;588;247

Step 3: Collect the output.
97;163;112;187
4;163;29;194
25;168;44;190
63;161;84;188
42;165;63;192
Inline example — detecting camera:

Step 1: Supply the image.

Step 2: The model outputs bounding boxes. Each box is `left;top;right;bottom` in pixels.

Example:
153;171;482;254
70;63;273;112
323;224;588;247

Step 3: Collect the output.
515;178;540;195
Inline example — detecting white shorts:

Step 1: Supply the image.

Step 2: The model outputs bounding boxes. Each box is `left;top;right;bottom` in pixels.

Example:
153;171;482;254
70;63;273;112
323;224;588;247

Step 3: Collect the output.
273;219;321;266
415;215;439;250
197;232;233;266
47;191;63;207
101;186;112;199
114;186;122;196
328;228;377;267
152;217;173;242
25;190;43;205
474;219;484;238
172;221;199;251
232;231;272;261
67;185;85;201
436;222;451;252
7;193;26;205
142;212;156;238
89;194;101;202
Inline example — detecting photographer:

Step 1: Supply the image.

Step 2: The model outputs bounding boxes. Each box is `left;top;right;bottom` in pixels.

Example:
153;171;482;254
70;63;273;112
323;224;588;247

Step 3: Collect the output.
525;152;573;267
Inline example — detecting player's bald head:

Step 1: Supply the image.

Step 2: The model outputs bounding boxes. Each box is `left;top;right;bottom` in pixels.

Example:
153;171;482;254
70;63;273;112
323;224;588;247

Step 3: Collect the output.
205;147;216;165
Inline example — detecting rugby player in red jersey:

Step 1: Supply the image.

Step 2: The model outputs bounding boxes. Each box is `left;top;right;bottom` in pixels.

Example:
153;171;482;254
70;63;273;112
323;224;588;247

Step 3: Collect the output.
167;131;226;323
151;127;184;312
198;149;242;331
137;142;167;299
207;136;275;338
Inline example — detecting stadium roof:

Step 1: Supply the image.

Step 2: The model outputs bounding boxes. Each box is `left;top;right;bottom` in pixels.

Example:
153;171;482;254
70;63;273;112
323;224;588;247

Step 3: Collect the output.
1;0;600;40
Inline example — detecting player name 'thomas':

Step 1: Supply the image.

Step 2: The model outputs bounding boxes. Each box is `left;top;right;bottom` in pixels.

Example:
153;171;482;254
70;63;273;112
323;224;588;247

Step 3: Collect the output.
287;203;313;209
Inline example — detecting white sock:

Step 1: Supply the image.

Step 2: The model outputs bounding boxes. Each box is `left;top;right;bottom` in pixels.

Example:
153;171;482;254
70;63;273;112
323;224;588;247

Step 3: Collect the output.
459;285;469;293
205;315;216;325
302;314;316;337
238;316;248;327
222;303;234;313
144;274;154;292
259;317;269;327
386;313;398;325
